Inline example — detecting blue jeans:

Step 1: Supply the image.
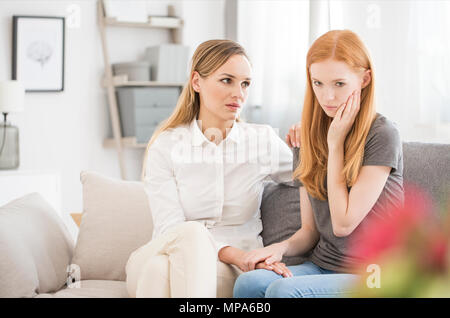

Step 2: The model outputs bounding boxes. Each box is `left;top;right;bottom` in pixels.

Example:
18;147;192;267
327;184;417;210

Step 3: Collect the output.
233;261;360;298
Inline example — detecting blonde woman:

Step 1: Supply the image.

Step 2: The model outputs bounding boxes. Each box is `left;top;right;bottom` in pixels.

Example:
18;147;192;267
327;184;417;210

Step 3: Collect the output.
233;30;404;298
125;40;296;298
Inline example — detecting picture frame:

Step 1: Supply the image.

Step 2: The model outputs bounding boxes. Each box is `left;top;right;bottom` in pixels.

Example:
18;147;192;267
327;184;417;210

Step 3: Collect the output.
12;16;65;92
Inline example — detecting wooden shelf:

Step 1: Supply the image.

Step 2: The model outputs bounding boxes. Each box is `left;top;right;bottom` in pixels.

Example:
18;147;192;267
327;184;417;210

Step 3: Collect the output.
98;0;183;179
103;137;147;149
104;16;183;29
115;81;184;87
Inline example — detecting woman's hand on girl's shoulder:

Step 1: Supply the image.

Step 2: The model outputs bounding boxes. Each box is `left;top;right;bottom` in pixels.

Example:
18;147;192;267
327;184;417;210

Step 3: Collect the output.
286;122;301;148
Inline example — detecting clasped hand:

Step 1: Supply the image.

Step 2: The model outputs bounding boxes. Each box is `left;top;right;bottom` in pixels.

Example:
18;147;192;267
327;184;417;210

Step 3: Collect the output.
239;243;293;278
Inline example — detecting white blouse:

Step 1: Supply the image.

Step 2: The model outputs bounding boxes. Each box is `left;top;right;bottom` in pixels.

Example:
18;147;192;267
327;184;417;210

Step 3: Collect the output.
143;118;293;253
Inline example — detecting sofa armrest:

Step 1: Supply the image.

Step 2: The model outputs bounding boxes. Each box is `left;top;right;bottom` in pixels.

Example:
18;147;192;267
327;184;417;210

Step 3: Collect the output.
0;193;74;297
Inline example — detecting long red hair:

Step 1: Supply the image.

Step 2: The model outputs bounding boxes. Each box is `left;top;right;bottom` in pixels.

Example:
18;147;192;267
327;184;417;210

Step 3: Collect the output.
294;30;377;200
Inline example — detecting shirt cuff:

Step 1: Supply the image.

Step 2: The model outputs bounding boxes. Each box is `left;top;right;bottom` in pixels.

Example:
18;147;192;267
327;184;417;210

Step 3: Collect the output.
215;241;231;254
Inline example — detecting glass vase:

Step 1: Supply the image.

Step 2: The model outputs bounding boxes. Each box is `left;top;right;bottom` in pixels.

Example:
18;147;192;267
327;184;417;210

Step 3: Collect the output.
0;123;20;169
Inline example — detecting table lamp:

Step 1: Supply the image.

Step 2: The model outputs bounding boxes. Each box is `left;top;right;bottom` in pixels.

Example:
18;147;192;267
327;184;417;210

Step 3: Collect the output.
0;80;25;169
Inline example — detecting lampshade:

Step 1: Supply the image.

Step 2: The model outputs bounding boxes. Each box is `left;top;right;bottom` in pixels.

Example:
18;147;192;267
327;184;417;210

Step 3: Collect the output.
0;80;25;113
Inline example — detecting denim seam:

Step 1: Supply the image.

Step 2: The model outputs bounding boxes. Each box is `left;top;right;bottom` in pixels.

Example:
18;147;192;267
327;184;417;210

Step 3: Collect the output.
298;290;358;297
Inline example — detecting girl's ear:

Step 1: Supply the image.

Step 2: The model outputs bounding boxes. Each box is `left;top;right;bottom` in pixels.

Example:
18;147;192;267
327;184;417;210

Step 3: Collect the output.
361;69;372;89
192;71;201;92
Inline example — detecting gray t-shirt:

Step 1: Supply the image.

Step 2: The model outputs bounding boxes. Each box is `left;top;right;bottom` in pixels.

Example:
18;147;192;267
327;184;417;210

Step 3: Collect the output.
293;113;404;273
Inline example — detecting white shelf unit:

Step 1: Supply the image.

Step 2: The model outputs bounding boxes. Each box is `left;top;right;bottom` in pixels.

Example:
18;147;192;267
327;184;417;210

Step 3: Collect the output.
97;0;184;180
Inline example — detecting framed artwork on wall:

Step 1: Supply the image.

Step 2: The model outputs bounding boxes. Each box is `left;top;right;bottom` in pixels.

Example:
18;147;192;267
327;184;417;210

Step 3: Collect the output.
12;16;65;92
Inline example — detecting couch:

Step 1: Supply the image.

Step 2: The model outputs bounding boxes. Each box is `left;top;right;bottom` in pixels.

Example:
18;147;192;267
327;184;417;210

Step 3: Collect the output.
0;142;449;298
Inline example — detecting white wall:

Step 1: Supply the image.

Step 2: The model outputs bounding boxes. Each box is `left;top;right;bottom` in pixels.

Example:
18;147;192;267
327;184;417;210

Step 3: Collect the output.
0;0;225;236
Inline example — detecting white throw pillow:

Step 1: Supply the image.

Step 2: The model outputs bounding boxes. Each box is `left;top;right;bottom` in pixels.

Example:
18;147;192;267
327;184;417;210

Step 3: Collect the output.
70;171;153;281
0;193;74;297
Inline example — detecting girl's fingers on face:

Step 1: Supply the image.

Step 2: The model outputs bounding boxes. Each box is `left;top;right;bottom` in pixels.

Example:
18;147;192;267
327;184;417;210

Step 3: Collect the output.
357;90;361;110
344;91;359;120
353;90;359;107
352;90;360;117
336;103;346;119
345;92;354;117
345;91;353;106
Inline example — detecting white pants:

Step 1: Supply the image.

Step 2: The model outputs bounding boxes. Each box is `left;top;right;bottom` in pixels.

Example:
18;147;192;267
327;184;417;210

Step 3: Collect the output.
125;221;242;298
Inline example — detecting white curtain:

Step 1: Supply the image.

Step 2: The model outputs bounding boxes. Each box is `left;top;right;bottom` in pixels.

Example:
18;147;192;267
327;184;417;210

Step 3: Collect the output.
329;0;450;143
237;0;313;138
237;0;450;143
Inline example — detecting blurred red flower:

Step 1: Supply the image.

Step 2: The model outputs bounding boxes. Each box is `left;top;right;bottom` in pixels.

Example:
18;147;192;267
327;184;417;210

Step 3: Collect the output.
350;184;433;263
347;183;450;297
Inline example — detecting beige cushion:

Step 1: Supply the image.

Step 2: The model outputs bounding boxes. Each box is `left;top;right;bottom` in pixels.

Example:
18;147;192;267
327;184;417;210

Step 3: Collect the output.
0;193;74;297
70;171;153;281
34;280;129;298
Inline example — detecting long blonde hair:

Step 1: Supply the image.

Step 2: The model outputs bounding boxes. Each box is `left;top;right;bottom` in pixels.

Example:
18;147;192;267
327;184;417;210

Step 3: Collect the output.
293;30;377;200
141;39;249;180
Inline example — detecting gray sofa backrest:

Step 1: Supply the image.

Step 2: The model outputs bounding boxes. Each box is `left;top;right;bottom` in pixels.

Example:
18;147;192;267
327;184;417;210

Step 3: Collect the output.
402;142;450;205
260;141;450;265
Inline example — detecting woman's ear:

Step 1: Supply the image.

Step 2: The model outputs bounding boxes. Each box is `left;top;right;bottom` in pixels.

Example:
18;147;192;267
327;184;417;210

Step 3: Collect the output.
361;69;372;89
192;71;201;92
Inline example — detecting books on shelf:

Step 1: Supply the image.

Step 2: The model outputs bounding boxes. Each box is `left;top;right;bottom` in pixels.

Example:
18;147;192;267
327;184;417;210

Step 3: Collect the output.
103;1;182;27
103;0;148;23
148;16;182;28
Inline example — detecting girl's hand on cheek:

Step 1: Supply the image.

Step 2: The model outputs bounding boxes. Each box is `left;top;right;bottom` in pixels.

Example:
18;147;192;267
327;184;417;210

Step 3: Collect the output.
327;90;361;148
